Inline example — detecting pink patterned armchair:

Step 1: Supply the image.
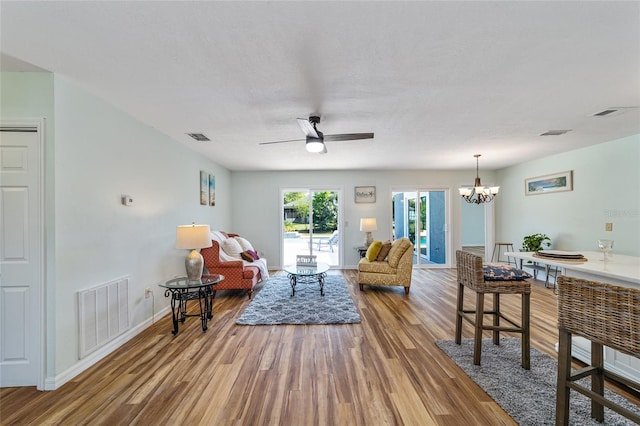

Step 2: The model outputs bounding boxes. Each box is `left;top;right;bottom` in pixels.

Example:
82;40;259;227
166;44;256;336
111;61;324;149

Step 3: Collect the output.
200;232;267;299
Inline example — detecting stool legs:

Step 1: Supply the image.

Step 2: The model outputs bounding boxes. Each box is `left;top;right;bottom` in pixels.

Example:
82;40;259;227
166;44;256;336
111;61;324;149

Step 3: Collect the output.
556;328;572;425
522;293;530;369
474;293;485;366
455;283;464;344
493;294;500;345
491;243;516;266
456;288;530;369
591;342;605;422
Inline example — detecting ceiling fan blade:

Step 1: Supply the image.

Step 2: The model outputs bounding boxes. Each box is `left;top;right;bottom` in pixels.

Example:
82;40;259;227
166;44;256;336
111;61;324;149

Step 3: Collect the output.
259;138;305;145
297;118;319;138
324;133;374;142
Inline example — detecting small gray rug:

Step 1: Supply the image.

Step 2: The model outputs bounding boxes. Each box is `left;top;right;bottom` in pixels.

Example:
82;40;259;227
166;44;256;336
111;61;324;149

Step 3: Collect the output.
236;275;361;325
437;338;638;425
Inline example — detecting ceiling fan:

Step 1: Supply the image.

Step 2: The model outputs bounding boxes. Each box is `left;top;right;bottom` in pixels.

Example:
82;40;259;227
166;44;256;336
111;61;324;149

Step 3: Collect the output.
259;116;374;154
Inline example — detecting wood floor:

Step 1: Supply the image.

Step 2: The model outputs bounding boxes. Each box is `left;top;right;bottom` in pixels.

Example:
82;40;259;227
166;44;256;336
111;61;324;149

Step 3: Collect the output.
0;268;635;425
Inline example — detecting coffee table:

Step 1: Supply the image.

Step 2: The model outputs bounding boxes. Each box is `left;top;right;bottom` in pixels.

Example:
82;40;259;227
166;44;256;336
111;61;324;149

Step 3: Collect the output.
283;262;330;296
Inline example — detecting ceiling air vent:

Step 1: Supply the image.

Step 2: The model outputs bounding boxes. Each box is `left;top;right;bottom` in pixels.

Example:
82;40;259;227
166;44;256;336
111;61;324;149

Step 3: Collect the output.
187;133;210;141
593;109;618;117
540;129;571;136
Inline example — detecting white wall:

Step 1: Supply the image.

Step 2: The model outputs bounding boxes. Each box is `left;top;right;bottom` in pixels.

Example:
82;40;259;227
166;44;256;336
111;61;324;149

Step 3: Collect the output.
1;72;233;381
230;169;495;268
52;76;232;374
496;134;640;256
461;201;485;246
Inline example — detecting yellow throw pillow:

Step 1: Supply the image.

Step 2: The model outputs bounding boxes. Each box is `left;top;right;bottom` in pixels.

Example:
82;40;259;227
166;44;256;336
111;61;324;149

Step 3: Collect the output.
365;240;383;261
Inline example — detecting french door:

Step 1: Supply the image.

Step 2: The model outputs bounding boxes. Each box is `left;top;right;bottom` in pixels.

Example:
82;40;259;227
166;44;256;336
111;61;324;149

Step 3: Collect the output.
391;189;450;267
281;188;342;268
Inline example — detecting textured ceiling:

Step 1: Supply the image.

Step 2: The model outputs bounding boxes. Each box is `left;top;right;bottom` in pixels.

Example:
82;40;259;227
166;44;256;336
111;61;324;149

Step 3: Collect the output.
1;1;639;171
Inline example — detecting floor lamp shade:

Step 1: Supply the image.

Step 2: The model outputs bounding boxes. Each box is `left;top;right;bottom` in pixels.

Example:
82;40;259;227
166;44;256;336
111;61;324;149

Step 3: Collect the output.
176;224;212;282
360;218;377;247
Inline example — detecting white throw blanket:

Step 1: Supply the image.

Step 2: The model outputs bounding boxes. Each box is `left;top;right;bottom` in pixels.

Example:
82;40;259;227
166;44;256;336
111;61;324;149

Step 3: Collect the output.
209;230;269;281
247;257;270;281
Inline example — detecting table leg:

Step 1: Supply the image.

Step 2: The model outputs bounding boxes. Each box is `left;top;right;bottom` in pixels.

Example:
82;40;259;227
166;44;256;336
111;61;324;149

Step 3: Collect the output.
288;273;297;296
318;273;325;296
179;291;188;323
198;287;207;332
169;291;180;335
206;285;214;320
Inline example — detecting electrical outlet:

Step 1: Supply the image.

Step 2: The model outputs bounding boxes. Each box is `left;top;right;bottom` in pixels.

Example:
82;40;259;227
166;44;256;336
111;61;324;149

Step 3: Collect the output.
145;287;152;298
605;222;613;232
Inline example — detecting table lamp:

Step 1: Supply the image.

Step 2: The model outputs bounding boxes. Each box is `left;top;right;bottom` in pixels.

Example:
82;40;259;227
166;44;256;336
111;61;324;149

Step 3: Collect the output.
360;217;377;247
176;223;212;282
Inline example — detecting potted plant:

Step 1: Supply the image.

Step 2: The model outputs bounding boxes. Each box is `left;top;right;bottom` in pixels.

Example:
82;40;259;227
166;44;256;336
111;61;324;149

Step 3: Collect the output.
522;233;551;252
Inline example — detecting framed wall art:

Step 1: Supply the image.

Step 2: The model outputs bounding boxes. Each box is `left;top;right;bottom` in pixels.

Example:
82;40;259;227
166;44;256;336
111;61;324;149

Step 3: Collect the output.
525;170;573;195
209;174;216;206
200;171;208;205
355;186;376;203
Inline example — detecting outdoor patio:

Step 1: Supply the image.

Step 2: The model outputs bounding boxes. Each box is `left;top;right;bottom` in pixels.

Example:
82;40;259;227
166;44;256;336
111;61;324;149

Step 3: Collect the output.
282;234;340;267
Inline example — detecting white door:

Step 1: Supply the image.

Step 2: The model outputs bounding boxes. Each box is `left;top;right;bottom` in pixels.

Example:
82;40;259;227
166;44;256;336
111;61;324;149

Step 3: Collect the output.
0;122;43;388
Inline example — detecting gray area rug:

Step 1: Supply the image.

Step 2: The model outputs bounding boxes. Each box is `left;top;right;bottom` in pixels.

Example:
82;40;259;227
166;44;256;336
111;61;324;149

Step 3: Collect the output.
236;275;361;325
437;338;639;425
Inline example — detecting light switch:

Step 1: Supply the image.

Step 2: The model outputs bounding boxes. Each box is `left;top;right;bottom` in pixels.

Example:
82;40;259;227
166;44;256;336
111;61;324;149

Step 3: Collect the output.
605;222;613;232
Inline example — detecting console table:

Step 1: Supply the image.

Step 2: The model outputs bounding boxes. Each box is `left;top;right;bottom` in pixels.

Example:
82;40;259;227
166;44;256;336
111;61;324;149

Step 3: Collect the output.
159;274;224;334
506;251;640;383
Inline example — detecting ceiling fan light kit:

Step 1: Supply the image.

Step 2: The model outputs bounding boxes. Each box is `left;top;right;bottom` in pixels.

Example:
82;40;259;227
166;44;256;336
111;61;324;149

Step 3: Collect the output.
306;137;325;153
260;115;374;154
459;154;499;205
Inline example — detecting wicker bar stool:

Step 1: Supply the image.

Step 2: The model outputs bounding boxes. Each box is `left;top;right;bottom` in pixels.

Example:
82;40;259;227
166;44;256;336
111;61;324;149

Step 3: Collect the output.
556;275;640;425
455;250;531;369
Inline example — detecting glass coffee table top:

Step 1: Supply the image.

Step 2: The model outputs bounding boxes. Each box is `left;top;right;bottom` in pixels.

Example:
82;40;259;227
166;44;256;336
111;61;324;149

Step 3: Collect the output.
283;262;330;276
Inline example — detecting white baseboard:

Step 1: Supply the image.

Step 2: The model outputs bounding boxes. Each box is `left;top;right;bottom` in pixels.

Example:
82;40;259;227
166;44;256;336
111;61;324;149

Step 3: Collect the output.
44;305;170;390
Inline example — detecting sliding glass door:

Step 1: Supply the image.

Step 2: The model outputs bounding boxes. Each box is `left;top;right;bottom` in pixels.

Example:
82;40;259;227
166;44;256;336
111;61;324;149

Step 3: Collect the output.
392;189;449;267
281;188;341;268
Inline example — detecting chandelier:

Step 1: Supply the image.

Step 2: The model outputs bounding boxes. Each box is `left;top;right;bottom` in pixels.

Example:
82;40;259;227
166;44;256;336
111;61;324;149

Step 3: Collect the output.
459;154;500;204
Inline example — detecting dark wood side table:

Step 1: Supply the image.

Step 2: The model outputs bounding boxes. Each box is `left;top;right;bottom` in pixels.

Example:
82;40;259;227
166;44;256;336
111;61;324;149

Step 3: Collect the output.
159;274;224;334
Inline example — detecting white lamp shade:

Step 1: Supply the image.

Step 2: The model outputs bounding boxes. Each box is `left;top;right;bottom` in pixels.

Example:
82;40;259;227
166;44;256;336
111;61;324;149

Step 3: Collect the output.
176;224;212;249
459;187;473;196
360;217;378;232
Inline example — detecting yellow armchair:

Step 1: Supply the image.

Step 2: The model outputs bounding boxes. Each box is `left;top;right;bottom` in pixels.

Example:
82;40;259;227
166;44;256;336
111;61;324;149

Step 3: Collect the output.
358;237;414;294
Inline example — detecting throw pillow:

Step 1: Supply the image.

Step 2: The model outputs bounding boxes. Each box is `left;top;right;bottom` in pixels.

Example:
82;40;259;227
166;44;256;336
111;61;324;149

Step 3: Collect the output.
365;240;383;261
246;249;260;260
221;238;243;259
376;240;392;261
234;236;254;252
240;251;254;262
387;238;412;268
483;264;532;281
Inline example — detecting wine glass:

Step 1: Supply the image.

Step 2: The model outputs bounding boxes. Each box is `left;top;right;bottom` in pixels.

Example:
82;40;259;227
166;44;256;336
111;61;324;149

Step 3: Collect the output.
597;239;613;262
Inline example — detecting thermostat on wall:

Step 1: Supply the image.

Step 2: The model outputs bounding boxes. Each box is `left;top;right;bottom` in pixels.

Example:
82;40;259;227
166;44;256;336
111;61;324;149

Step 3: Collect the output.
121;195;133;206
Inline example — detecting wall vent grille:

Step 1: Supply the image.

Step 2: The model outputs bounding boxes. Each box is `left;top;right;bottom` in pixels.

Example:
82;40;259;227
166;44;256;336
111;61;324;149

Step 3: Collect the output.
78;277;130;359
